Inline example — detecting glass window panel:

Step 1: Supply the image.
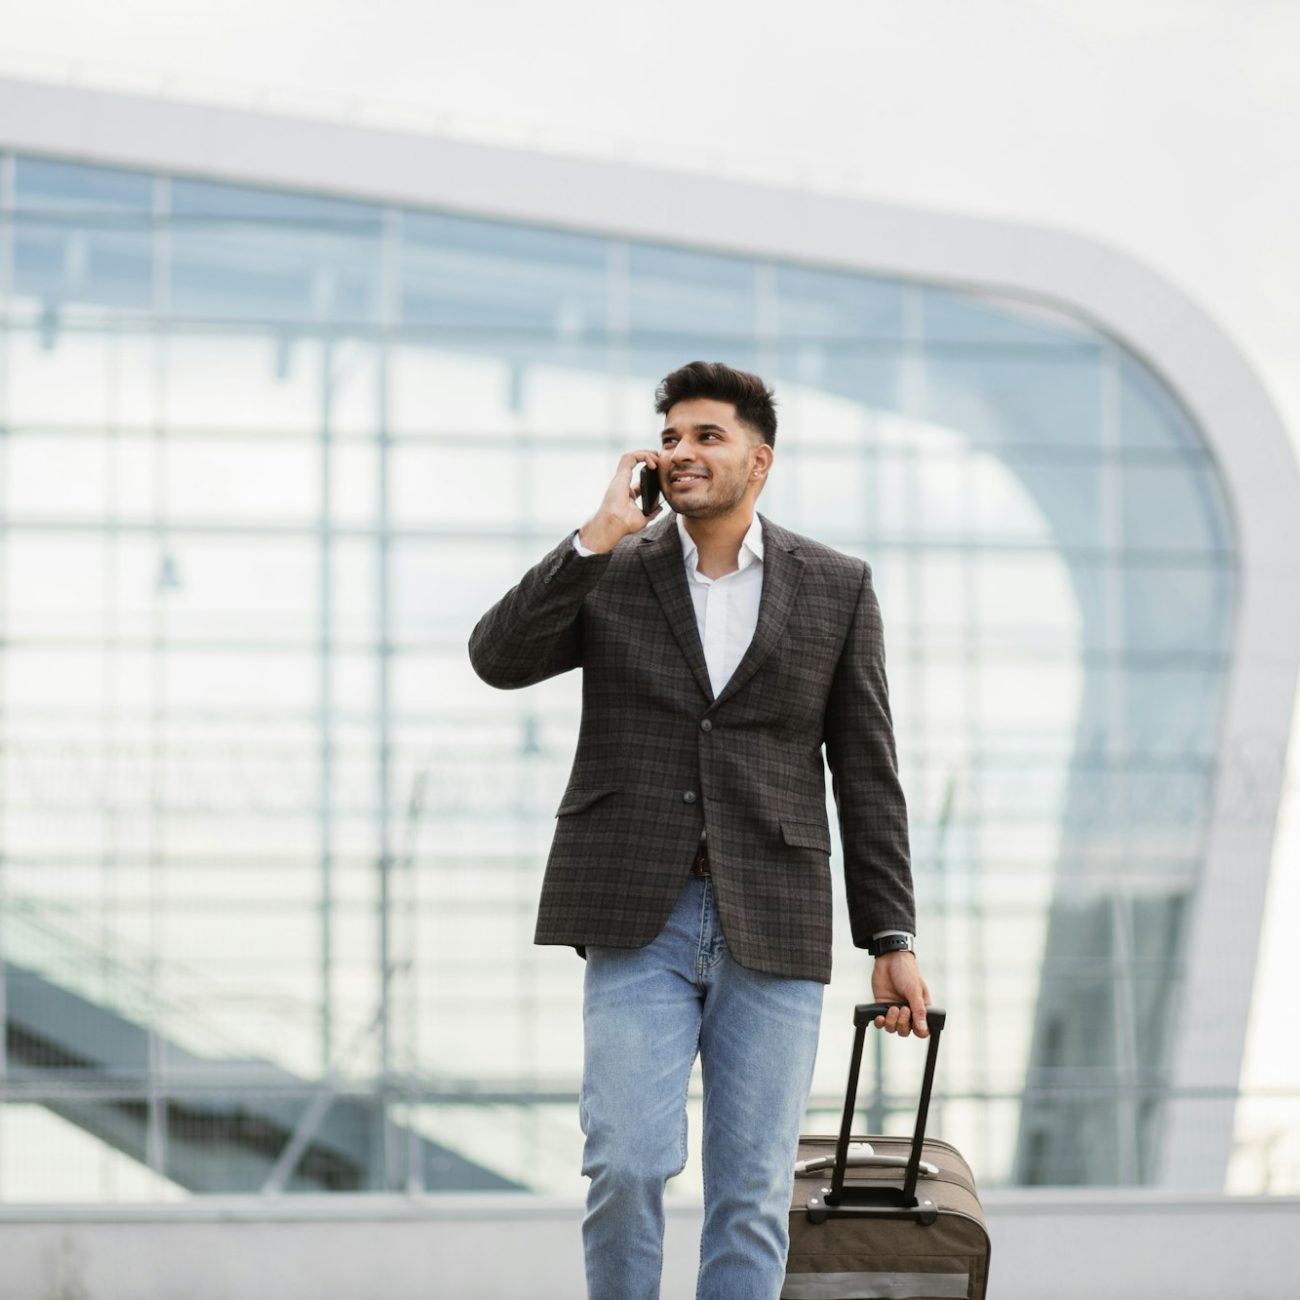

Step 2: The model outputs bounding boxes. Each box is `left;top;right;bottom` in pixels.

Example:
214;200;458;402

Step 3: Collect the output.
153;538;317;643
1122;460;1230;554
763;381;878;454
162;331;323;435
161;650;317;711
920;348;1103;450
972;553;1082;649
170;178;383;324
331;539;378;644
390;344;518;436
13;156;153;312
392;442;521;529
916;555;968;640
518;357;621;438
789;445;867;532
7;327;118;426
978;660;1083;734
328;440;378;525
323;337;382;437
163;438;319;523
4;535;109;637
1118;353;1203;452
1119;665;1225;757
155;736;319;824
5;432;109;519
525;444;622;537
773;265;904;342
923;287;1095;347
401;210;606;335
626;246;758;380
770;350;901;423
968;448;1057;544
994;451;1106;551
4;648;107;708
872;450;913;538
0;1106;185;1202
1123;563;1231;660
392;537;524;644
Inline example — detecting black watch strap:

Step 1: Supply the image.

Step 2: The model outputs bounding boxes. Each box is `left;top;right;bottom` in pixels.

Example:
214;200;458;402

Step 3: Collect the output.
869;933;915;957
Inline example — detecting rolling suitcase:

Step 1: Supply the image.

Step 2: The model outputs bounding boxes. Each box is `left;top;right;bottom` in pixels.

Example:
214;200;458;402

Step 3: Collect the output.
784;1003;990;1300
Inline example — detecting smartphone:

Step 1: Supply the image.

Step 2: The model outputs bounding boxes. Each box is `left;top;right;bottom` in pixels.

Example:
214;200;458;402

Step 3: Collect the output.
640;464;662;516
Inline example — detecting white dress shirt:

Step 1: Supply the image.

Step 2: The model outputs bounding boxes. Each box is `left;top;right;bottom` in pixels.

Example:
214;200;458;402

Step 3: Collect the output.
673;511;765;697
574;512;763;695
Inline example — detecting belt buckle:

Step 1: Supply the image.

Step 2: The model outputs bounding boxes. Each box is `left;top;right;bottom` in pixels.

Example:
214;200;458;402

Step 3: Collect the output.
692;843;711;877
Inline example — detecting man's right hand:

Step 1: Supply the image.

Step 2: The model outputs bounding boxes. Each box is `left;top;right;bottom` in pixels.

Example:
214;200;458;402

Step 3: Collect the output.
577;450;664;553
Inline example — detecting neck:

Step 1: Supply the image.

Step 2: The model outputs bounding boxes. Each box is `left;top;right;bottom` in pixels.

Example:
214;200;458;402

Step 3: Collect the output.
681;507;756;577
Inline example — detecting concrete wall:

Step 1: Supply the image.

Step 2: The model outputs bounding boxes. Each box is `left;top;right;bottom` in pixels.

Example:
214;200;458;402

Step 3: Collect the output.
1;1192;1297;1300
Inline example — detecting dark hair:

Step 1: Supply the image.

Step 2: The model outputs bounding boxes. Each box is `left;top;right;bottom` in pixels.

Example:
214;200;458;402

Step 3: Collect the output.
654;361;777;448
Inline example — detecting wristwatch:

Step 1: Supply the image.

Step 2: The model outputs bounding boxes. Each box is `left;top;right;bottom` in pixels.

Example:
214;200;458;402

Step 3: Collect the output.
868;933;915;957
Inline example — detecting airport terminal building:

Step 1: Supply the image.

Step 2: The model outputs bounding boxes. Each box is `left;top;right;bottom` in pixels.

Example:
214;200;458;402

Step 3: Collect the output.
0;73;1297;1283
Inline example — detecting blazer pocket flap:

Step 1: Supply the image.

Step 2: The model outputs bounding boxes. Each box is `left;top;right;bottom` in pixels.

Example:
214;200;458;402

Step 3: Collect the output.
556;786;620;817
781;816;832;852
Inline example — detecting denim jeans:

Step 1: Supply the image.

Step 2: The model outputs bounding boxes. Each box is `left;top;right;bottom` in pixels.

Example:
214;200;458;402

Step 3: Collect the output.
580;875;824;1300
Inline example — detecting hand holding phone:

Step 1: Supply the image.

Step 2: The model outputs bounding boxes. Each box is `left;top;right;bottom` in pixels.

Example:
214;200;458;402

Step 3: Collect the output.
577;450;664;554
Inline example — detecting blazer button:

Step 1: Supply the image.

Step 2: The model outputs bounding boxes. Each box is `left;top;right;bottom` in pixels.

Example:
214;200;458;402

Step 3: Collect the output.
682;790;697;804
699;719;712;732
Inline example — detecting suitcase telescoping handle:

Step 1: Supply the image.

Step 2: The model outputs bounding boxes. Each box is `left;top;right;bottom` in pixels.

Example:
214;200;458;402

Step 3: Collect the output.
825;1002;947;1213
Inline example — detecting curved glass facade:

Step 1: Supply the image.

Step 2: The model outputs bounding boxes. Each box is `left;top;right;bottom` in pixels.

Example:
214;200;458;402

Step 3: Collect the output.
0;151;1236;1198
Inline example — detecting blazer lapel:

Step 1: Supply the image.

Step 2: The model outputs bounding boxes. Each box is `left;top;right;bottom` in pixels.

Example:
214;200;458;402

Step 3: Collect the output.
712;514;806;710
638;520;714;703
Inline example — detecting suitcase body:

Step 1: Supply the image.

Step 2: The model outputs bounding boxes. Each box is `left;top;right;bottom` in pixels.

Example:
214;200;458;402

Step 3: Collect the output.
784;1006;991;1300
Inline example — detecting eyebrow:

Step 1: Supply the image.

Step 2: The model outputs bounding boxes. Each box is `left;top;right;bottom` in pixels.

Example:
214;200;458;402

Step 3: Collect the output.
661;422;728;438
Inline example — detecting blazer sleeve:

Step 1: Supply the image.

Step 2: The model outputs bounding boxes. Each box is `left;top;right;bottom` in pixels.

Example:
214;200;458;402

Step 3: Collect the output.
822;564;917;946
468;531;615;689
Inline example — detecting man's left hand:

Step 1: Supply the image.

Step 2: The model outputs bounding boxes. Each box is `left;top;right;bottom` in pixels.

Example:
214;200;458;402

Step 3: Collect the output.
871;953;933;1039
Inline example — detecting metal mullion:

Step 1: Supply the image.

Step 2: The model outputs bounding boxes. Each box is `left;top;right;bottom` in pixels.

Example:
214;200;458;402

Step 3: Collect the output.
318;327;336;1084
374;204;399;1191
144;169;172;1186
0;150;14;1161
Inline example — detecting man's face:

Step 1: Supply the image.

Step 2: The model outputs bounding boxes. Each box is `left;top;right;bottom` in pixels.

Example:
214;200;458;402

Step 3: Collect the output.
659;398;769;520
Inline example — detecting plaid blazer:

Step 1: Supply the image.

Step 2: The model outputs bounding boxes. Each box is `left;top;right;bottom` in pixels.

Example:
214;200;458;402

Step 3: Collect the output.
468;513;914;983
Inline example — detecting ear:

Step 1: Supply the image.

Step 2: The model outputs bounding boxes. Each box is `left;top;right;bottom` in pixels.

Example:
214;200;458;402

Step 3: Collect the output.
750;442;775;481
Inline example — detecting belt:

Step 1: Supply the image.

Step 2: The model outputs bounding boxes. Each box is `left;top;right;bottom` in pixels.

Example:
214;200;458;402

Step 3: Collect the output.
690;838;711;877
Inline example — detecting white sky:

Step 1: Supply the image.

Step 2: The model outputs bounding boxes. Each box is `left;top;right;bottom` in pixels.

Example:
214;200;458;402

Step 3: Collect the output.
1;0;1298;1188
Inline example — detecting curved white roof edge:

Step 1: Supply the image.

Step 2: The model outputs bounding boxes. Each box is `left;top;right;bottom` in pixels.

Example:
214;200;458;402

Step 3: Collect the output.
3;74;1299;1189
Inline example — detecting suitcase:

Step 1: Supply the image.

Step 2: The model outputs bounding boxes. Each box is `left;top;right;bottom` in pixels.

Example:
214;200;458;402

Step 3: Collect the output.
784;1003;990;1300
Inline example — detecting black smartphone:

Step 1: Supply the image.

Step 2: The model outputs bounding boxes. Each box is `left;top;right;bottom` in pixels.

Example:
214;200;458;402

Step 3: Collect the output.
639;464;662;516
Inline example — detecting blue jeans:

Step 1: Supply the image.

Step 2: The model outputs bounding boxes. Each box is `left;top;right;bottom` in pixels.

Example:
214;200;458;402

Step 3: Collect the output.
580;875;824;1300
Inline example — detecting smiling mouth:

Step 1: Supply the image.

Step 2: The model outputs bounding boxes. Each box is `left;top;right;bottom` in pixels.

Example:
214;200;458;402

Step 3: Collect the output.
670;474;708;486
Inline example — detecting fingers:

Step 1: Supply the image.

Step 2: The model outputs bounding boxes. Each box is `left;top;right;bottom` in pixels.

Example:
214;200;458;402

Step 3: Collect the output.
616;448;662;474
872;1004;912;1037
909;993;929;1039
872;997;931;1040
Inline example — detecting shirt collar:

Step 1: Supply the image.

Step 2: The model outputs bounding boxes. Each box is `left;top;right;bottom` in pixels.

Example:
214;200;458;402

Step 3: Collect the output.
675;511;765;574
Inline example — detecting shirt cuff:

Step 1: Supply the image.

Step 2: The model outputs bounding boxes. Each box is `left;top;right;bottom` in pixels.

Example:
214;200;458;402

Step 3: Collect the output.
571;531;596;558
872;929;913;940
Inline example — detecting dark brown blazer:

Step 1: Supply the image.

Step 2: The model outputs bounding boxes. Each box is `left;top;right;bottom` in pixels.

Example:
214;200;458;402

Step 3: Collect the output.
468;512;914;983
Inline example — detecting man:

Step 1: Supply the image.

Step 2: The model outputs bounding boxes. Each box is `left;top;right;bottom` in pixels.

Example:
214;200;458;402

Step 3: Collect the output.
469;361;930;1300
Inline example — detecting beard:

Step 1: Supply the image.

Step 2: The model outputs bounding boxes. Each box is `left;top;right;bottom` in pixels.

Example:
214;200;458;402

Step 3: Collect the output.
669;468;749;519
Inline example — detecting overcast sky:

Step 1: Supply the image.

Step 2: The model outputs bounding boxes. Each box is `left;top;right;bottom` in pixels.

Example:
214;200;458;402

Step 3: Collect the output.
2;0;1298;1186
1;1;1296;420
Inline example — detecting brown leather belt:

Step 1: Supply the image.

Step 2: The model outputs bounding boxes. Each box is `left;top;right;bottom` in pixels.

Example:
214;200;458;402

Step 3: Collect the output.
690;838;711;877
